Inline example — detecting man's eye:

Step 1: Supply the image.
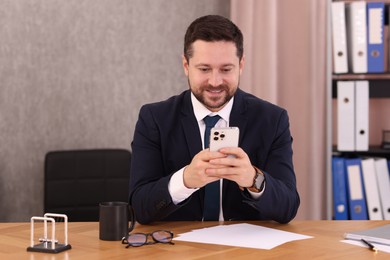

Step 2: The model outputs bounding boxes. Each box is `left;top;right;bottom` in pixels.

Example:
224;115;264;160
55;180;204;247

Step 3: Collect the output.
221;68;232;73
199;68;210;72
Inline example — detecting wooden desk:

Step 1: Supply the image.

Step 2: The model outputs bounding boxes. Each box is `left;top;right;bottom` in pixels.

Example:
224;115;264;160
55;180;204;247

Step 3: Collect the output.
0;220;389;259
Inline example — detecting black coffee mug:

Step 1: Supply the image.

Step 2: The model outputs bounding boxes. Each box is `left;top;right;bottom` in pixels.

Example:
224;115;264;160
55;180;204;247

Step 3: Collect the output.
99;201;135;241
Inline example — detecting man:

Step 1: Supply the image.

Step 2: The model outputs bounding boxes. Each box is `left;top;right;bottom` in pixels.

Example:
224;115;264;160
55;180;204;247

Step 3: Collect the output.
129;15;300;224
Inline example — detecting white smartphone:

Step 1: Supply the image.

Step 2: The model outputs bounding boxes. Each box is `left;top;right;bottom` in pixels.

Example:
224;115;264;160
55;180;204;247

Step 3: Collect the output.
209;127;239;153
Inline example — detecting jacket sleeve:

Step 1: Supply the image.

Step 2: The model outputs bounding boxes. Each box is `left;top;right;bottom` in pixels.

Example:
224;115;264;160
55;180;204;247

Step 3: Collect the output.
128;105;182;224
242;109;300;224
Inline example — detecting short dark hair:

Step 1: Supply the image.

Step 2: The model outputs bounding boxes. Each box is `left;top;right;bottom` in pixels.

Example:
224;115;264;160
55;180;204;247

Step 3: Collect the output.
184;15;244;62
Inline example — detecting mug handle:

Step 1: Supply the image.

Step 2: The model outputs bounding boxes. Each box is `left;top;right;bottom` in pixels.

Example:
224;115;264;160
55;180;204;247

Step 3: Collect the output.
128;205;135;233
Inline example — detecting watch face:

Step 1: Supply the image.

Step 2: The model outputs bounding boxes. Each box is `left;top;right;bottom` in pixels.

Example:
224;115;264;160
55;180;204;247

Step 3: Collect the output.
255;174;264;189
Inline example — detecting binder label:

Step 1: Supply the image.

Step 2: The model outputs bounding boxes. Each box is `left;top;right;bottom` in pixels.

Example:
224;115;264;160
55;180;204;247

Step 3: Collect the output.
347;165;363;200
368;9;383;44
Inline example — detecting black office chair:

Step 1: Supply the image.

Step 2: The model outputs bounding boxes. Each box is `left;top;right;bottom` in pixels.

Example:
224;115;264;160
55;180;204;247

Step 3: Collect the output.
44;149;131;221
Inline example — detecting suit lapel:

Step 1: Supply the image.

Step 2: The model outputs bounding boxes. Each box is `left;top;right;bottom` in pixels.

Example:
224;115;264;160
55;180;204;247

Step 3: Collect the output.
180;91;203;158
229;89;248;144
180;91;205;207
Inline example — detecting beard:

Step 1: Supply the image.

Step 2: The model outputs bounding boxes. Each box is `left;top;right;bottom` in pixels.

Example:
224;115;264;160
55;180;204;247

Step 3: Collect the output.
189;80;237;111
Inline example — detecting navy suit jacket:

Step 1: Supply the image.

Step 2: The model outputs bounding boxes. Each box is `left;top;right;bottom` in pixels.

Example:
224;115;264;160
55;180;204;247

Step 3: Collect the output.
129;89;300;224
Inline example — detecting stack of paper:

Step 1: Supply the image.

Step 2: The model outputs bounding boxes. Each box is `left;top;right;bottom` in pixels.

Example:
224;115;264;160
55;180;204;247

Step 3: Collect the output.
344;224;390;246
343;224;390;253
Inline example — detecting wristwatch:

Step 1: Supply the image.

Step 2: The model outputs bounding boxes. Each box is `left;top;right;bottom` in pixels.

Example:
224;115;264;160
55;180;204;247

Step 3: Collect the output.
247;166;265;193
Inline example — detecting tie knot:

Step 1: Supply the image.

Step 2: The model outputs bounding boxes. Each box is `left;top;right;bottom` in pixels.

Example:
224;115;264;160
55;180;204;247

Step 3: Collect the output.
204;115;221;128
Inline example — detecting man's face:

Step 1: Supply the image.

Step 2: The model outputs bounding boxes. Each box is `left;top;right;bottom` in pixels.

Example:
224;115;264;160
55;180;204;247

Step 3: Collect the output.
182;40;244;112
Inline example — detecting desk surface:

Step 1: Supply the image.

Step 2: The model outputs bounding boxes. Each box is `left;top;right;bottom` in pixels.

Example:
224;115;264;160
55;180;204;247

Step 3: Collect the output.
0;220;389;259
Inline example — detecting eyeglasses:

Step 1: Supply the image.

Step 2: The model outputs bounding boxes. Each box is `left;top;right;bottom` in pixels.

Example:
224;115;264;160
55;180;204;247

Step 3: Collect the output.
121;230;174;248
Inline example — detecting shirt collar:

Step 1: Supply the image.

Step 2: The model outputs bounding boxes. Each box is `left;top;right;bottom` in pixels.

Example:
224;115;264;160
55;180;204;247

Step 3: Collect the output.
191;92;234;123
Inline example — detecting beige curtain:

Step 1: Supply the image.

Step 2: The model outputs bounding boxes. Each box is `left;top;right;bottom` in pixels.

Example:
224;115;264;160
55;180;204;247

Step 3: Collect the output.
231;0;329;220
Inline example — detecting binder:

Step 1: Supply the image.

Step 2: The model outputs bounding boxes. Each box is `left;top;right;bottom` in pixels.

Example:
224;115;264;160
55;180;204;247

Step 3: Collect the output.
331;2;349;73
361;158;383;220
347;2;367;73
367;2;385;73
345;158;368;220
337;81;355;151
332;157;349;220
374;158;390;220
355;81;369;151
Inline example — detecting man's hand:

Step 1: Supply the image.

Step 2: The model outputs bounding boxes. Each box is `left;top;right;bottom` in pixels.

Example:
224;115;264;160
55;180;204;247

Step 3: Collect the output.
205;147;256;188
183;149;226;189
183;147;256;189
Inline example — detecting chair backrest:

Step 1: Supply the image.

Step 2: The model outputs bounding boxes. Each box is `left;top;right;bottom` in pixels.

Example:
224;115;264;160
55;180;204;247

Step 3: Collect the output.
44;149;131;221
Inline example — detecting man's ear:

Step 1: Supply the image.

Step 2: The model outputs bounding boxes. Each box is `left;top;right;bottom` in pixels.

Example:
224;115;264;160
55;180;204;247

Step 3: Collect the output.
182;54;189;76
239;54;245;75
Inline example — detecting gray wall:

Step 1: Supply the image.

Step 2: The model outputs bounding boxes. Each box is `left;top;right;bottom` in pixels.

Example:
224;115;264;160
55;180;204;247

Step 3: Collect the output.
0;0;230;221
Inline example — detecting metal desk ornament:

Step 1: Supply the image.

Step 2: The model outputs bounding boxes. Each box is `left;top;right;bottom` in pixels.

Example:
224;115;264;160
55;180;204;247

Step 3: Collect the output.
27;213;72;253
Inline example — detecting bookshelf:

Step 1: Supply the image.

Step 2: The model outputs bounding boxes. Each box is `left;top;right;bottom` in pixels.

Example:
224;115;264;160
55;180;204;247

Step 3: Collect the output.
327;0;390;220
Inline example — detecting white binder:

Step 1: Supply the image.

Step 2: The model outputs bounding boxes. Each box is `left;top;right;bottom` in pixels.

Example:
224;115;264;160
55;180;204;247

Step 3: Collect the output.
347;2;367;73
337;81;355;151
374;158;390;220
361;158;383;220
331;2;349;73
355;81;369;151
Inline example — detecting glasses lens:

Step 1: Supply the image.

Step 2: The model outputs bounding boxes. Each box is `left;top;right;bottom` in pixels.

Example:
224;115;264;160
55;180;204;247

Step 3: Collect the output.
127;233;147;246
152;230;173;243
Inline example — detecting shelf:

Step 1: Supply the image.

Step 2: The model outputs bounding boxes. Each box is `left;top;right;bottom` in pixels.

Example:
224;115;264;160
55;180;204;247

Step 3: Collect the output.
327;0;390;220
332;0;390;3
333;74;390;80
332;145;390;159
332;79;390;98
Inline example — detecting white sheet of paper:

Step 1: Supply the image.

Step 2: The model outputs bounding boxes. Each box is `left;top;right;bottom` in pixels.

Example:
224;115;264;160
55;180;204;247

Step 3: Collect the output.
341;239;390;254
173;223;313;250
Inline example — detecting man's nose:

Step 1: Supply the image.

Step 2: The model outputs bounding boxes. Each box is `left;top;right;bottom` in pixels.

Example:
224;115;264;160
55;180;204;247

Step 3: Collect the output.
208;71;223;87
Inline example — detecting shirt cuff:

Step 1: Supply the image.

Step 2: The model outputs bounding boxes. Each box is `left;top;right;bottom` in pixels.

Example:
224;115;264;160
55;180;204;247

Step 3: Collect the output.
247;179;265;199
168;166;199;204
